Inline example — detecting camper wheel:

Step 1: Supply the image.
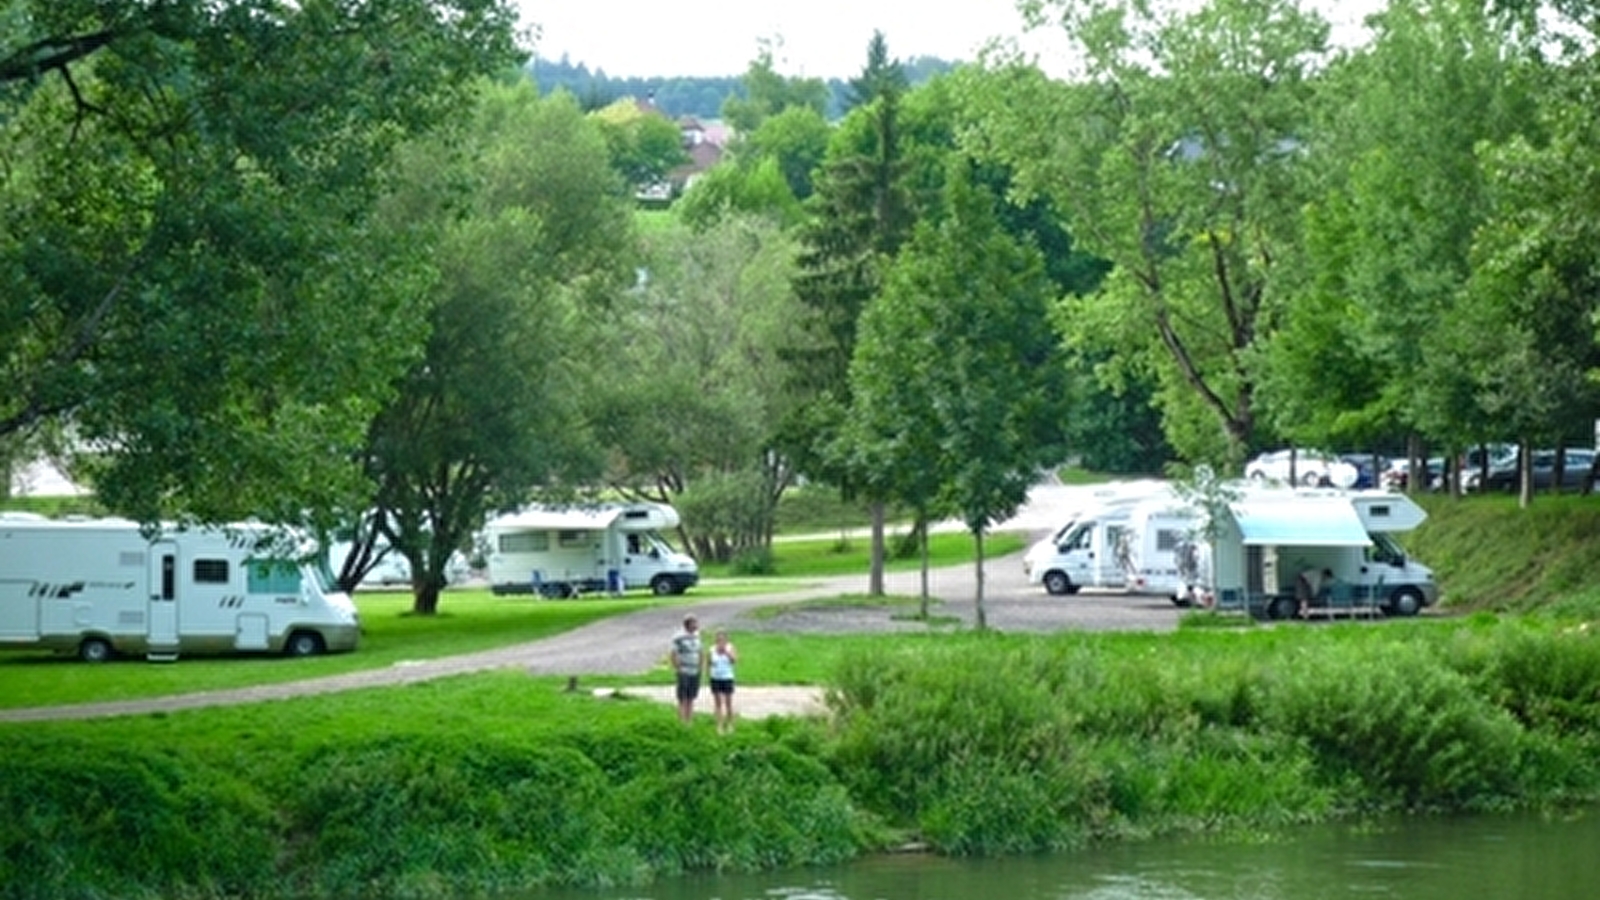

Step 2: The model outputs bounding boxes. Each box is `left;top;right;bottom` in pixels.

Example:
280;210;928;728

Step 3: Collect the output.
1042;571;1078;596
1267;597;1298;621
1387;587;1424;618
284;631;325;657
78;637;113;663
650;575;676;596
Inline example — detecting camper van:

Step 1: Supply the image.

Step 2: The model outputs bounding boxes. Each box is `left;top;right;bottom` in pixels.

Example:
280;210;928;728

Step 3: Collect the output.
484;502;699;597
1023;484;1175;595
327;539;471;590
1119;498;1204;599
1188;488;1438;619
0;514;360;661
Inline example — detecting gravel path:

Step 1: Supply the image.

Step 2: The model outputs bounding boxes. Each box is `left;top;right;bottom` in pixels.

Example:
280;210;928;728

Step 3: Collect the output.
0;482;1184;723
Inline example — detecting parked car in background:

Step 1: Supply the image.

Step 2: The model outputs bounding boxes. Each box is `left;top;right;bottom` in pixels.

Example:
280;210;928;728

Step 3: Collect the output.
1244;449;1360;488
1471;448;1597;492
1338;453;1387;490
1382;456;1445;492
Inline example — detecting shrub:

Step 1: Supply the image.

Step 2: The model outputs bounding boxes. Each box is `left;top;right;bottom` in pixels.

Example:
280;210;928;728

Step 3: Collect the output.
1255;641;1530;811
0;736;277;900
729;545;775;575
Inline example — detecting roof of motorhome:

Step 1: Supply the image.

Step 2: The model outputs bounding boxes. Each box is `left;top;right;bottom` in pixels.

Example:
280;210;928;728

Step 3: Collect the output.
488;507;627;531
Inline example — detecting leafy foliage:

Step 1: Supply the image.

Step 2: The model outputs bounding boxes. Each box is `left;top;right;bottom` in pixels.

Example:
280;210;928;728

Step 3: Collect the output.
358;81;634;613
0;0;521;524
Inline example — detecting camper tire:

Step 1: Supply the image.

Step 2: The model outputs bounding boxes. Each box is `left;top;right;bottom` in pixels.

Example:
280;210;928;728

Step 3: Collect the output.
1387;587;1425;618
1042;571;1078;596
1267;596;1298;621
78;637;113;663
650;575;676;596
284;631;325;657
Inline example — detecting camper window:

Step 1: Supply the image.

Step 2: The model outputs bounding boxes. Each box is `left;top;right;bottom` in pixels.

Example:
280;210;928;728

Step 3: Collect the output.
193;559;230;584
247;559;302;594
499;532;548;554
1156;529;1183;551
557;530;590;549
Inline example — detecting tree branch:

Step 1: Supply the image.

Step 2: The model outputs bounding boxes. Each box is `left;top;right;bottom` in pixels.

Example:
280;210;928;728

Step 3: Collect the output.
0;30;119;84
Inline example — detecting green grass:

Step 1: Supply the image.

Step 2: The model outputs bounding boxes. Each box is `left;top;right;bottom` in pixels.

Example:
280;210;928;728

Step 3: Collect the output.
0;589;662;709
6;618;1599;898
1406;492;1600;618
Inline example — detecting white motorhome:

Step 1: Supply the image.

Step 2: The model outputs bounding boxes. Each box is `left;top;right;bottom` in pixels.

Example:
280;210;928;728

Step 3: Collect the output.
0;514;360;661
1187;488;1439;619
484;502;699;597
1024;483;1175;595
327;540;471;590
1119;497;1204;600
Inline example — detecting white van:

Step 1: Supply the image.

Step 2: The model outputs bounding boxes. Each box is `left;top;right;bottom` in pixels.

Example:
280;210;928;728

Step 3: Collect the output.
484;502;699;597
1023;484;1176;596
0;514;360;661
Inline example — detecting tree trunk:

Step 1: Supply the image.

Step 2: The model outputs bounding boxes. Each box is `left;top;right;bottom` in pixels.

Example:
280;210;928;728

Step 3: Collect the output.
918;513;930;619
868;501;886;597
974;528;987;631
412;581;440;615
1518;437;1532;509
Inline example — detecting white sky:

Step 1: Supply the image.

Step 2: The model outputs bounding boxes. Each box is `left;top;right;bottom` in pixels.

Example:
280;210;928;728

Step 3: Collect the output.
517;0;1385;80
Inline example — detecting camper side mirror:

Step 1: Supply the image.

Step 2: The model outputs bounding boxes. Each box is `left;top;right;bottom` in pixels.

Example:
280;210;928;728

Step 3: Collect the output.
649;548;660;559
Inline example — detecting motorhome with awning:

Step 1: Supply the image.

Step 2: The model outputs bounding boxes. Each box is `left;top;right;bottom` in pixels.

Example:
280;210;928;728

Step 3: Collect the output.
1184;489;1437;619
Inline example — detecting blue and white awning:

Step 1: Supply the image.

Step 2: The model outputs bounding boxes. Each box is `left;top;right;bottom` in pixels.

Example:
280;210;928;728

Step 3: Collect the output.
1232;496;1371;547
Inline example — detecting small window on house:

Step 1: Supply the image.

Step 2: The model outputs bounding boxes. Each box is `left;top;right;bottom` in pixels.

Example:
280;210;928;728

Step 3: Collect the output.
193;559;230;584
499;532;549;554
247;559;302;594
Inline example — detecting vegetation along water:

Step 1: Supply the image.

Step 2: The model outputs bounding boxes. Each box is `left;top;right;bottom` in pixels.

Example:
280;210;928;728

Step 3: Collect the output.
3;607;1599;899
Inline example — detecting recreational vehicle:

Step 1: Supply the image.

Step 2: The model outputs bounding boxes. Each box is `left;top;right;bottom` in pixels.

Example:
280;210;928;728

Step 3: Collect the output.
327;539;472;590
0;514;360;661
1023;483;1175;596
484;502;699;597
1186;488;1438;619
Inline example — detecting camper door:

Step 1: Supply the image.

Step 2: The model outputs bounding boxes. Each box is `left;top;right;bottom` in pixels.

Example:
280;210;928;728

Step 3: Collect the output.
147;540;178;650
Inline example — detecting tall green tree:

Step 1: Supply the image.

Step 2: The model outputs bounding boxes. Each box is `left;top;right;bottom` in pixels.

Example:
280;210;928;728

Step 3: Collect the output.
850;161;1069;627
356;82;634;613
0;0;519;524
1463;39;1600;504
965;0;1328;466
784;31;915;595
1264;0;1539;479
589;213;803;561
720;41;829;134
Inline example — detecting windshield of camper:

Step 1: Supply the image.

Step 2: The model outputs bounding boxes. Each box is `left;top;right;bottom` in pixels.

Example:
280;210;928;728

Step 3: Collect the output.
1368;532;1407;566
645;531;681;554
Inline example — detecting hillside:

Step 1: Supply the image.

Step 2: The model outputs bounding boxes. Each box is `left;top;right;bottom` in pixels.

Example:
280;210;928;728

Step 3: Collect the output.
1408;492;1600;617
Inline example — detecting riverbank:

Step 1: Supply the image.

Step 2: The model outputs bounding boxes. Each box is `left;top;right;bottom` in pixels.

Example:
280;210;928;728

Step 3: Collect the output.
3;614;1598;899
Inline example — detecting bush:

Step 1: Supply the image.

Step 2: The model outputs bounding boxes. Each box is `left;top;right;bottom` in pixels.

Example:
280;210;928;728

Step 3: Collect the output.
729;546;775;575
0;736;277;899
1255;641;1531;811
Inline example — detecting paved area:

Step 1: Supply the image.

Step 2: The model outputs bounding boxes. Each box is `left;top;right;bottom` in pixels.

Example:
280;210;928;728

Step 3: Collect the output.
0;479;1185;723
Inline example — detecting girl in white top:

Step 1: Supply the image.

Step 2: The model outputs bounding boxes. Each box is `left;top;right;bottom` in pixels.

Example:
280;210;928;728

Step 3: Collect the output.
706;630;737;734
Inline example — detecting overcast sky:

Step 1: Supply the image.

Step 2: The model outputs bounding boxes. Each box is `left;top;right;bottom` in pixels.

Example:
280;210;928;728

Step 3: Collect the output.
516;1;1384;80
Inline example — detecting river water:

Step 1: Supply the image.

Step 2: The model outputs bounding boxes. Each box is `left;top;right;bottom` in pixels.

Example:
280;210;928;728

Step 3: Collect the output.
526;808;1598;899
